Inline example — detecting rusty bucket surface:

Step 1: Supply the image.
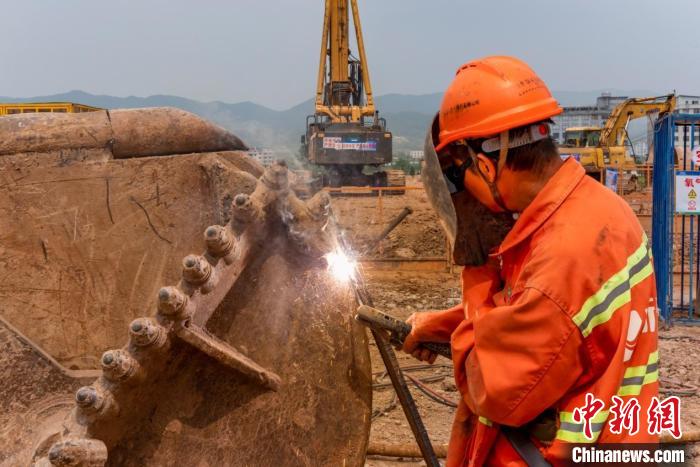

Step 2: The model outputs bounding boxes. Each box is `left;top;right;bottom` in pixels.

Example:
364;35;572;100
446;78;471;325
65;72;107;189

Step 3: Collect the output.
0;109;371;466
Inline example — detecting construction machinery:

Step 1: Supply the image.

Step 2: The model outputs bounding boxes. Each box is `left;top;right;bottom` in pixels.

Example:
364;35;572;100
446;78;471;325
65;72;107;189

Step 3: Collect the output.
558;94;676;179
301;0;405;191
0;101;101;115
0;109;371;465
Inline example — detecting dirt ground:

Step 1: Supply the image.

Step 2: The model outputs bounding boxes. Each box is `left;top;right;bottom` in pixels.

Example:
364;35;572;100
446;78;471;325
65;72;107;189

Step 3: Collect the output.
332;181;447;260
331;182;700;465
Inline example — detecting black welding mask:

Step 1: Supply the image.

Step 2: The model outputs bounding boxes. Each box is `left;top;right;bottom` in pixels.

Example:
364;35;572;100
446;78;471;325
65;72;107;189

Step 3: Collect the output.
421;115;514;266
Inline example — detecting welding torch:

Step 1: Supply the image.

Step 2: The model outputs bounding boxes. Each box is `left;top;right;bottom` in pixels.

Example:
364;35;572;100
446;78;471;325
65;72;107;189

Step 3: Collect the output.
355;305;452;359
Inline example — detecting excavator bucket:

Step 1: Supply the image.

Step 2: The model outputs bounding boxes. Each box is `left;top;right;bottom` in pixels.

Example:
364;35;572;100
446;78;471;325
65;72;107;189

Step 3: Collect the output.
0;109;371;466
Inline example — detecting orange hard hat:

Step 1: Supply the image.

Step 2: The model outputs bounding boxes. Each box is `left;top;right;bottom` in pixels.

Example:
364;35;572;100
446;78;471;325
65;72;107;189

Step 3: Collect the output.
435;56;562;153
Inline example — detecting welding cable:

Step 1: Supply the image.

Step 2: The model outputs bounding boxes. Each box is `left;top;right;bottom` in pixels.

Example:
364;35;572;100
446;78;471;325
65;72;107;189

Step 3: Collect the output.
405;375;458;408
371;364;458;407
373;373;457;410
373;373;447;390
660;387;698;397
659;378;698;397
372;364;453;389
659;334;700;342
399;363;454;372
372;363;454;378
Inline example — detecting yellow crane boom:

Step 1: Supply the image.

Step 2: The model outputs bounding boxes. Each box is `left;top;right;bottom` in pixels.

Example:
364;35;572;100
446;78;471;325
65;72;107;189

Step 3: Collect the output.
599;94;676;149
303;0;401;190
315;0;375;122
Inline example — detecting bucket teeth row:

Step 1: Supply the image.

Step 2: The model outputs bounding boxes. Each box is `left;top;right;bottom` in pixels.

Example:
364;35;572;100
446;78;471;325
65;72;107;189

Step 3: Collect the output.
75;386;118;419
204;225;234;258
157;286;189;319
129;318;168;348
41;161;326;465
182;254;212;285
47;439;108;467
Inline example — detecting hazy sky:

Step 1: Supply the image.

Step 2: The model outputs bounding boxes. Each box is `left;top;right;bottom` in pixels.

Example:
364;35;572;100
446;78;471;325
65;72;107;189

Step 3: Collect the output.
2;0;698;109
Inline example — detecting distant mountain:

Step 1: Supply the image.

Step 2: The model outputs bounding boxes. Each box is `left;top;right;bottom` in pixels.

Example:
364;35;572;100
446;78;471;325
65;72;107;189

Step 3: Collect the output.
0;88;668;154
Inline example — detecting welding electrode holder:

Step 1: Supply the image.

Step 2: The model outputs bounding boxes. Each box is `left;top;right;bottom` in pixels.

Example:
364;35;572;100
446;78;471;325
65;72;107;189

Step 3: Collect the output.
355;305;452;359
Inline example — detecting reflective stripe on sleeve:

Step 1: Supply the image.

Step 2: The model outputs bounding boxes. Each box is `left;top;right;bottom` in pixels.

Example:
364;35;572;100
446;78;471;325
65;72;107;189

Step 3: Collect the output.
573;235;653;338
478;416;493;427
617;350;659;396
555;410;608;443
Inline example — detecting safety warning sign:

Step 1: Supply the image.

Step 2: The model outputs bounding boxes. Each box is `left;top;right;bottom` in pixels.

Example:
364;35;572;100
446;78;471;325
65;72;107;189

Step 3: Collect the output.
676;171;700;214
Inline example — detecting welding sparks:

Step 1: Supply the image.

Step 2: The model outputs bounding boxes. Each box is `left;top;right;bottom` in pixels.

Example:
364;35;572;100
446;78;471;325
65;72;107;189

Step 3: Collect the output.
324;249;357;283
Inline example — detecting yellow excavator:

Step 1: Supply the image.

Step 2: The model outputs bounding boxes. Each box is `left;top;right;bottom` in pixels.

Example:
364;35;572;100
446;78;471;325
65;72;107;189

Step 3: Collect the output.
301;0;404;190
558;94;676;180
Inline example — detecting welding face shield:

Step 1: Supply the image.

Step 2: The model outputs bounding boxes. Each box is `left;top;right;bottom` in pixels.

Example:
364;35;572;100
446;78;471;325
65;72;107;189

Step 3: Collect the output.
421;115;514;266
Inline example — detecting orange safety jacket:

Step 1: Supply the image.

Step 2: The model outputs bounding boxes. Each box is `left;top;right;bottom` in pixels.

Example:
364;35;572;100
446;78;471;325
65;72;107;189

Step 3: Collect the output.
417;158;659;466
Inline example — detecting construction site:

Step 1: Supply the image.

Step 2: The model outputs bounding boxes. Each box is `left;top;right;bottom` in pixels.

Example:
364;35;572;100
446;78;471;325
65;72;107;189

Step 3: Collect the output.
2;1;700;466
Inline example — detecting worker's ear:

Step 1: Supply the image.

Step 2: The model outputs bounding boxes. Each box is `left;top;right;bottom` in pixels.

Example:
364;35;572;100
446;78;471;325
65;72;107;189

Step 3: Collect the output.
475;154;497;184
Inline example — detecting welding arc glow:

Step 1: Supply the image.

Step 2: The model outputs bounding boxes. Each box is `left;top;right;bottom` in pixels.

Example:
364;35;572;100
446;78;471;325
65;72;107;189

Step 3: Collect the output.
324;249;357;283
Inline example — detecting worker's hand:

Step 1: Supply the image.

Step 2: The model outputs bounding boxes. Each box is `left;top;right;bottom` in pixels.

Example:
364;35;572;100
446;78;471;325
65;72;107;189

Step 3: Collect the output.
402;313;438;364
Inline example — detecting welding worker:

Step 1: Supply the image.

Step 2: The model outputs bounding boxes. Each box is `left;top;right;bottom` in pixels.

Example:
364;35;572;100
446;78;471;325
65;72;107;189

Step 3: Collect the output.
403;56;659;466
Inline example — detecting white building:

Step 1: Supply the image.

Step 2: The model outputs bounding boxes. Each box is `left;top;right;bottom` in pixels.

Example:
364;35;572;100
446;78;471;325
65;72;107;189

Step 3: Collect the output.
408;150;424;161
674;95;700;149
247;147;277;167
551;93;628;144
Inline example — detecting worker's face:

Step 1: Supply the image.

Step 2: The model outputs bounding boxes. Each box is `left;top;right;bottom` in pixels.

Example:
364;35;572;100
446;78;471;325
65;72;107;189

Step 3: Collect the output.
441;144;509;212
462;154;506;213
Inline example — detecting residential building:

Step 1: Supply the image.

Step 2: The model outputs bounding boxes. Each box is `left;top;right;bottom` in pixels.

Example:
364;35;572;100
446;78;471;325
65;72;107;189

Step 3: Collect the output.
674;95;700;151
408;150;424;161
247;147;276;167
551;93;627;144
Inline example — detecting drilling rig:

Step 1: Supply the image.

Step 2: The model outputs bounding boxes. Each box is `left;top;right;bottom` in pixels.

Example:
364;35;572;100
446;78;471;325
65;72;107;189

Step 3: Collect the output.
301;0;405;191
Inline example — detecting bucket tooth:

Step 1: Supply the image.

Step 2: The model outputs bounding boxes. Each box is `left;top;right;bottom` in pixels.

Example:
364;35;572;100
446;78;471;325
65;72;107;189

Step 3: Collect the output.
129;318;168;349
307;191;332;218
261;161;289;191
47;439;108;467
204;225;234;260
233;193;251;210
230;193;261;234
280;191;335;256
157;286;189;320
75;386;118;419
182;254;213;286
101;349;142;383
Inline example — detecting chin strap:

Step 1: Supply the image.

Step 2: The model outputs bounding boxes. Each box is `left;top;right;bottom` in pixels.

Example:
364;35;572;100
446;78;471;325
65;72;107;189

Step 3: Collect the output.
468;130;511;212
